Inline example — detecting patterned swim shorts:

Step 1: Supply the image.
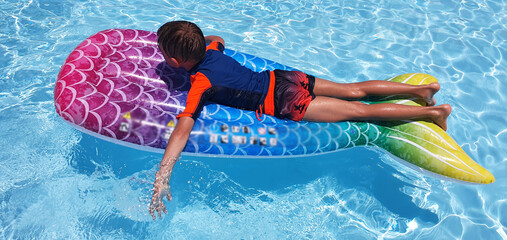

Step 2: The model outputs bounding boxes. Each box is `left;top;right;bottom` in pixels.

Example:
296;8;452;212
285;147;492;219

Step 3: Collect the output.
273;70;316;121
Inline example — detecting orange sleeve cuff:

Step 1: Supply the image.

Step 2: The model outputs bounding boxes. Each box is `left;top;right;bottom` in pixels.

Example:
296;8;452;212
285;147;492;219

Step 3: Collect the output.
206;41;220;51
205;41;224;52
176;112;193;119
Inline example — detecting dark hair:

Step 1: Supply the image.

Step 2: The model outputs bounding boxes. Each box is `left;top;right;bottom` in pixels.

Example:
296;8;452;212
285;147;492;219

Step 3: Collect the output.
157;21;206;63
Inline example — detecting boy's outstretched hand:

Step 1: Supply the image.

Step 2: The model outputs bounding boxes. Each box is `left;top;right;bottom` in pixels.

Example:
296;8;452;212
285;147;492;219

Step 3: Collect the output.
149;165;173;219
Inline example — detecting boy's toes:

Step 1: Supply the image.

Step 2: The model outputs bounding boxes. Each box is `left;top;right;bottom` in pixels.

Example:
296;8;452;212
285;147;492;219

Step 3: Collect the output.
428;97;436;106
423;82;440;106
435;104;451;131
444;104;452;115
430;82;440;92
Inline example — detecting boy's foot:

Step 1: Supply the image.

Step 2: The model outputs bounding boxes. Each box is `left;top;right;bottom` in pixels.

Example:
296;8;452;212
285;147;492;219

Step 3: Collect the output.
431;104;451;131
422;82;440;106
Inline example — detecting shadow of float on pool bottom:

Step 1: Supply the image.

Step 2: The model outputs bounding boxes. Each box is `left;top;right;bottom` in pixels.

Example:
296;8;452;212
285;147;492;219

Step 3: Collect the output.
188;148;440;225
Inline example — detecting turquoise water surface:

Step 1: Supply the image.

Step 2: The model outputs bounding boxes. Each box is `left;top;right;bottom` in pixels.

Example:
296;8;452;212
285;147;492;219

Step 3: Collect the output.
1;0;506;239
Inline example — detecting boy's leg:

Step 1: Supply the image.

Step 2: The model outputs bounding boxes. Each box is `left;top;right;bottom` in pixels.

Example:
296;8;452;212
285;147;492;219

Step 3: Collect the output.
303;96;451;130
313;78;440;106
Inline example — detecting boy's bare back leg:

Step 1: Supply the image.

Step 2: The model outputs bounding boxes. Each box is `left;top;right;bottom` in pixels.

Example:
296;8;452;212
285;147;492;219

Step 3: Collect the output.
303;96;451;131
313;78;440;106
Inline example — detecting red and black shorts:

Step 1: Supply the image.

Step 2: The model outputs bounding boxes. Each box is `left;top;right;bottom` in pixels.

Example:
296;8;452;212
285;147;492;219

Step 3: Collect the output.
272;70;316;121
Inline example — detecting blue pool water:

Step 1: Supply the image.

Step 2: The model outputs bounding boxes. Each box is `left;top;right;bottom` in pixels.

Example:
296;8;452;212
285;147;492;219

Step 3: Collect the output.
1;0;506;239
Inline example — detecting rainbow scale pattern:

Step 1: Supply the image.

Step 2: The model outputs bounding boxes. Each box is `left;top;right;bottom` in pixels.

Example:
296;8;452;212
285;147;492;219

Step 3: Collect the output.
54;29;494;184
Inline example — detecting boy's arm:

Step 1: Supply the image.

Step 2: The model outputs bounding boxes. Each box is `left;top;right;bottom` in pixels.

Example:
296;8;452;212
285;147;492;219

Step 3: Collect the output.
204;35;225;47
149;116;195;219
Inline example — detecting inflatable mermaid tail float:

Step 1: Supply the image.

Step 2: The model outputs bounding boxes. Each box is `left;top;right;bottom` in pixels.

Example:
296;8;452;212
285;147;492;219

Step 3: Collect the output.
54;29;494;184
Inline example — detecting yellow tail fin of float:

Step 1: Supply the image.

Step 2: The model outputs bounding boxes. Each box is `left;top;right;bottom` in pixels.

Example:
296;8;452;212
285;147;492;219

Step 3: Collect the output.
369;73;494;184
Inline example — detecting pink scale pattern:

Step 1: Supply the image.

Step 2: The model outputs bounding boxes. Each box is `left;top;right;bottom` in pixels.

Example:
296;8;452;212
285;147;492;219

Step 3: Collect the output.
55;29;189;149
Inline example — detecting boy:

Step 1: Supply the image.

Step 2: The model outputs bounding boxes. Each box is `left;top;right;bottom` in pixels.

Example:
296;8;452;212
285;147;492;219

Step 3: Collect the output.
149;21;451;219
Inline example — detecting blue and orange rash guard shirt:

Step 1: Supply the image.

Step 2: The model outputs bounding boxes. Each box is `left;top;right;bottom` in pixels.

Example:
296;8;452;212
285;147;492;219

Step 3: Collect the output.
177;41;276;120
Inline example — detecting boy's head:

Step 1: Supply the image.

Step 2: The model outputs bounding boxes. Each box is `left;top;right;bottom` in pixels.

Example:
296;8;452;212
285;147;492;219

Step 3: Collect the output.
157;21;206;70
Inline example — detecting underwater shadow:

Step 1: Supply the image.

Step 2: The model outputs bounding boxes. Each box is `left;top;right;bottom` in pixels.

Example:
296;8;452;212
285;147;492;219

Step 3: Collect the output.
202;148;439;224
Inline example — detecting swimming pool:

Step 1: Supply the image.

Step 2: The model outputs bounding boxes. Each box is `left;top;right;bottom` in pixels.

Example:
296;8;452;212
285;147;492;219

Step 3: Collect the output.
1;0;506;239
